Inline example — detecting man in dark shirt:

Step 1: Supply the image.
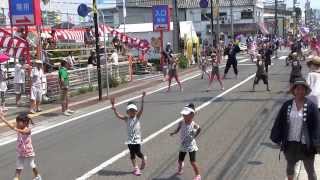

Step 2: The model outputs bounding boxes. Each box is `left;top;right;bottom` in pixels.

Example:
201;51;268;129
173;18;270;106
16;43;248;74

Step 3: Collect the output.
224;42;241;79
88;51;97;66
253;54;270;91
264;43;273;72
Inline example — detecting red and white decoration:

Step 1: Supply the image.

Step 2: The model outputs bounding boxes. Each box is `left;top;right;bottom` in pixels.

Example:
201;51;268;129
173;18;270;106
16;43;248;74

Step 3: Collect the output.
0;28;27;59
0;24;151;53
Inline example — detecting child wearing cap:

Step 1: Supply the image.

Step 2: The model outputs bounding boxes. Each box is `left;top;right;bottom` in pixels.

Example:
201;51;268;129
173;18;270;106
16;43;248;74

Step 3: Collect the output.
110;92;147;176
170;103;202;180
252;54;270;91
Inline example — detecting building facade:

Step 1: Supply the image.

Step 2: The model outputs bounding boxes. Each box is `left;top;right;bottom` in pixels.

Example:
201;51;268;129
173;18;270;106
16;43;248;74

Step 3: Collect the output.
114;0;265;42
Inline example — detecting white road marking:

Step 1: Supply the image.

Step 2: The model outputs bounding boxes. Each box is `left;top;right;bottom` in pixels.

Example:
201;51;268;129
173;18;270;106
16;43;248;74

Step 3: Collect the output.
0;58;250;147
76;73;257;180
279;56;287;60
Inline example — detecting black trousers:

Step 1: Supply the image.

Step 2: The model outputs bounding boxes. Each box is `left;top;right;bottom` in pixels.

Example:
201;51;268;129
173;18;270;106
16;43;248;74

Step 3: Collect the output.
224;60;238;75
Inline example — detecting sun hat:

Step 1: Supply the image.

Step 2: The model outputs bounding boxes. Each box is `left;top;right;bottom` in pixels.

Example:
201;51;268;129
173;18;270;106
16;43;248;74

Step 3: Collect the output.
307;56;320;66
127;104;138;111
290;77;312;95
181;103;195;115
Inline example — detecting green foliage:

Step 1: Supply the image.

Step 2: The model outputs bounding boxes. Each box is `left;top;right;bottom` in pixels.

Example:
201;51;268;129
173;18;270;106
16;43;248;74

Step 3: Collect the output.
78;86;88;94
178;55;188;69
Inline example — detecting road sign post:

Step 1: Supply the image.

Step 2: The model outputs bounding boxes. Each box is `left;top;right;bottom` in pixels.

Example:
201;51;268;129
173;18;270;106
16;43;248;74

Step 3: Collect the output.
9;0;41;26
153;5;170;70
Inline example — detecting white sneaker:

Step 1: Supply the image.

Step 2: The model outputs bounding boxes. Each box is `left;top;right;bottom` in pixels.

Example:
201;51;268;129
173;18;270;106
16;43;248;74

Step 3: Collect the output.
33;175;42;180
67;109;75;114
63;111;72;116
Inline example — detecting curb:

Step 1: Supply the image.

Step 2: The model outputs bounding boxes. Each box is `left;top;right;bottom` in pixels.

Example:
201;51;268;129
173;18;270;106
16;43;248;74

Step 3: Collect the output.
0;66;199;128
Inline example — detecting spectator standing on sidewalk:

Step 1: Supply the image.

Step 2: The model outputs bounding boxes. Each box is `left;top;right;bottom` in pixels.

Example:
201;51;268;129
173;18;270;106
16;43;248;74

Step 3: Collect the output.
110;49;119;79
29;60;44;114
87;51;97;66
14;61;26;106
270;78;320;180
66;52;76;70
307;56;320;111
0;63;7;111
59;60;74;116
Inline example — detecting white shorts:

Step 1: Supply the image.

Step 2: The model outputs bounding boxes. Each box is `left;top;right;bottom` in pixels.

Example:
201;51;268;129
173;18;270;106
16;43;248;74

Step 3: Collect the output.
31;86;43;101
16;156;36;170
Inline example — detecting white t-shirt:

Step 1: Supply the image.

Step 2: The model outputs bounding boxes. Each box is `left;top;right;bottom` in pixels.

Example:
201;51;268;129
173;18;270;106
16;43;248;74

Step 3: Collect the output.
14;64;25;84
307;71;320;108
31;68;44;88
111;52;119;65
0;67;7;92
66;55;75;67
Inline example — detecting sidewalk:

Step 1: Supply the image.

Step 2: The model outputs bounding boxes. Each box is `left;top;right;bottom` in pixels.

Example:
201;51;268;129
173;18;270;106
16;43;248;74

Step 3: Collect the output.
0;66;199;129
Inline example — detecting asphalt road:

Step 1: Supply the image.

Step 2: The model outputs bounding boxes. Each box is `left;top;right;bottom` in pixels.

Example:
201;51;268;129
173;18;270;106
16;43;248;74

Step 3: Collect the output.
0;50;297;180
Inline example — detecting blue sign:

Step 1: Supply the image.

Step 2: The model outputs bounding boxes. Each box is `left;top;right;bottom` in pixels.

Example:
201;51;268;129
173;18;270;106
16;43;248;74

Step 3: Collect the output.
199;0;209;8
10;0;34;16
152;5;170;32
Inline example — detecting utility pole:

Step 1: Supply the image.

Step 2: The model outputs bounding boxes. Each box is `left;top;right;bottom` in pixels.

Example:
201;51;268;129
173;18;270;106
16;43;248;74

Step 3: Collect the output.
210;0;215;46
93;0;103;100
172;0;180;52
230;0;234;41
216;0;220;45
293;0;297;37
274;0;278;37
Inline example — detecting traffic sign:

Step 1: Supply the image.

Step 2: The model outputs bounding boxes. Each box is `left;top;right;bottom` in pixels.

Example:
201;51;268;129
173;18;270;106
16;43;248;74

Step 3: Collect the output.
152;5;170;32
9;0;42;26
199;0;209;8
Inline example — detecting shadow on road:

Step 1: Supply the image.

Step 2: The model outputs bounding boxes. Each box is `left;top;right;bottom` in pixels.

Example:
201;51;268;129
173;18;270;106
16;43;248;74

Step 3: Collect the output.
97;169;132;176
152;174;182;180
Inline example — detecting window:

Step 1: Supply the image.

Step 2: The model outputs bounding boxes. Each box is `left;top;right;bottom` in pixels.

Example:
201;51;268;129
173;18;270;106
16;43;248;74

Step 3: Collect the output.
201;12;227;21
241;10;253;19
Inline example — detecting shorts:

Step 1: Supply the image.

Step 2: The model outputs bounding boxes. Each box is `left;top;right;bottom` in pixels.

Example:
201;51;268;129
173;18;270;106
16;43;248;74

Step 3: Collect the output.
30;86;43;101
127;144;144;159
290;74;302;84
179;151;197;162
284;141;316;176
15;83;25;95
60;89;68;102
16;156;37;170
169;69;177;77
211;67;220;76
254;74;268;85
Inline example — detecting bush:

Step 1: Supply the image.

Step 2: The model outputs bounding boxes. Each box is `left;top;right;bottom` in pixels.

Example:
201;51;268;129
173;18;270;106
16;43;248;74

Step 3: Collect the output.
108;76;120;88
78;87;88;94
178;55;188;69
88;85;94;92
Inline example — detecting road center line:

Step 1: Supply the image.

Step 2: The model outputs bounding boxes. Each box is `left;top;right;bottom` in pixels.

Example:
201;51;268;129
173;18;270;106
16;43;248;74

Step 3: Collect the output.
76;72;256;180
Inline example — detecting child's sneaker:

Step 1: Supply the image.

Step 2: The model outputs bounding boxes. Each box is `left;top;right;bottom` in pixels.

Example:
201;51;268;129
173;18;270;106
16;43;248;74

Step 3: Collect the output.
133;167;142;176
176;162;184;175
194;175;201;180
140;156;147;170
33;175;42;180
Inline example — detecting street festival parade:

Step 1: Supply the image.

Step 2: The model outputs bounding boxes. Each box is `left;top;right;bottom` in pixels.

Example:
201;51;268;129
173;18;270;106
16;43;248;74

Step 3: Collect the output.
1;0;320;180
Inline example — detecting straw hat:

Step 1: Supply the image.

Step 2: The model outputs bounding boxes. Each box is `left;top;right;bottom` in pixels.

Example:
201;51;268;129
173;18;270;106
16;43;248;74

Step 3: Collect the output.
307;56;320;66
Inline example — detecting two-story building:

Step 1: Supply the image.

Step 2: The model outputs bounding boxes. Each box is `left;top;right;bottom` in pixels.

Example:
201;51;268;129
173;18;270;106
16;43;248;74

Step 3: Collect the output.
112;0;265;42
